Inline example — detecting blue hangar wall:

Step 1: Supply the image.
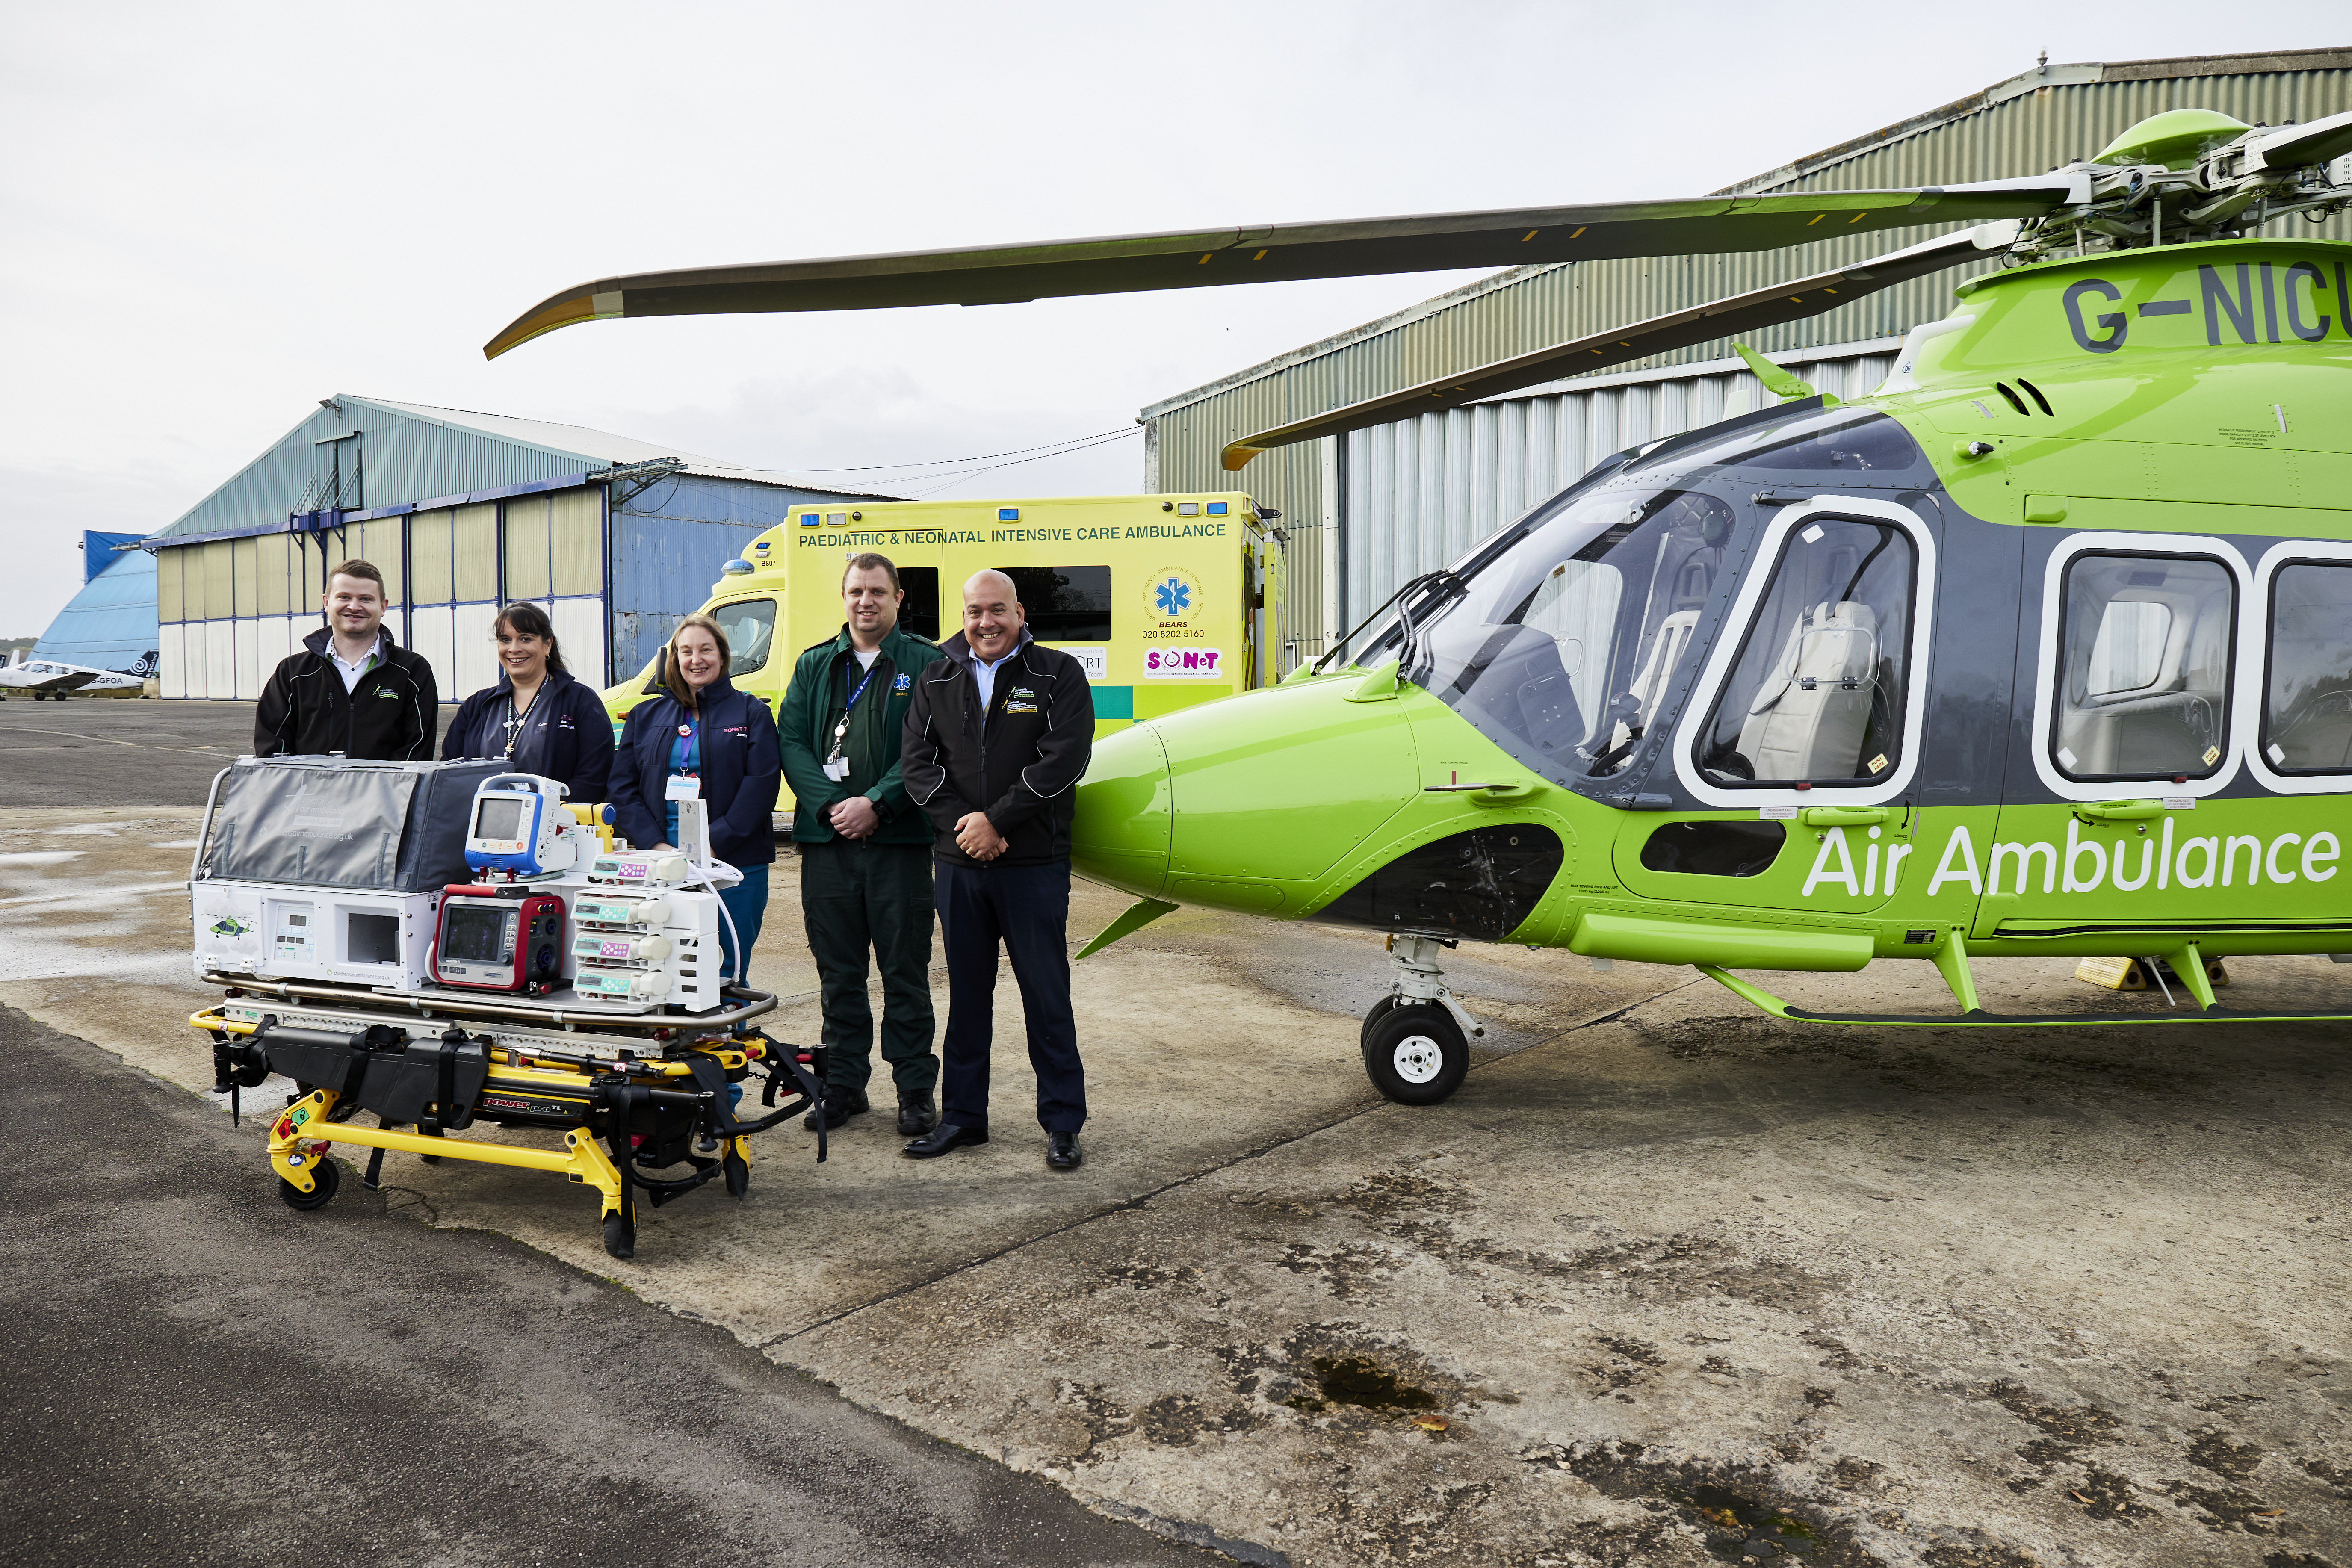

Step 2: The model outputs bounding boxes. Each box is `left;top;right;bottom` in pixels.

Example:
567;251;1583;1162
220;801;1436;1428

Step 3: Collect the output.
32;532;160;675
142;395;886;701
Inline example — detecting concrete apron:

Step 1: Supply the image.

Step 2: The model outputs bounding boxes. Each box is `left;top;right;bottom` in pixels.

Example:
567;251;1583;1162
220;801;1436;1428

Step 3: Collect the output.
3;803;2348;1568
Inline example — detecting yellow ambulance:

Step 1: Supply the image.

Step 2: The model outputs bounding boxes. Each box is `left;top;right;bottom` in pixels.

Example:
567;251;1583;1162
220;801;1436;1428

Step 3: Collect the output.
601;492;1284;813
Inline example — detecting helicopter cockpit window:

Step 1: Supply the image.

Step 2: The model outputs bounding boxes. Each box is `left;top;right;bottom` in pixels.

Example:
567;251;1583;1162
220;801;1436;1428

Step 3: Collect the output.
1412;487;1736;779
2052;554;2234;781
1733;409;1924;473
1696;517;1914;786
2264;563;2352;774
1621;404;1927;482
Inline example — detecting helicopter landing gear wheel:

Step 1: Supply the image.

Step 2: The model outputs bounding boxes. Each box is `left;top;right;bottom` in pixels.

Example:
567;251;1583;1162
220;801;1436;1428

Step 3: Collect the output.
278;1157;340;1210
1361;1004;1469;1106
1359;993;1401;1048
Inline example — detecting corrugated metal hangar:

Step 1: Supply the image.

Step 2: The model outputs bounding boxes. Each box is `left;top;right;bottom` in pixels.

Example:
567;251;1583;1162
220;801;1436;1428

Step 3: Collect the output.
146;396;882;700
1141;47;2352;670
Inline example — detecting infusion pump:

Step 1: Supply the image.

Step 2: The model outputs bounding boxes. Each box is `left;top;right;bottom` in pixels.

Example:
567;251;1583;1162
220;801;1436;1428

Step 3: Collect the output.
570;853;724;1009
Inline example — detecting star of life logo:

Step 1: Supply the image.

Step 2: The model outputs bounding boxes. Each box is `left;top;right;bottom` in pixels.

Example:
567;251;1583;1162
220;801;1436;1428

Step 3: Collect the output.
1147;567;1200;623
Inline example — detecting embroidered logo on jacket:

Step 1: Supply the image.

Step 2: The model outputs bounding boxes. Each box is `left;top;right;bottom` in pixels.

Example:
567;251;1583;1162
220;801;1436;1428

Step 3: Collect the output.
1002;700;1039;714
893;673;912;693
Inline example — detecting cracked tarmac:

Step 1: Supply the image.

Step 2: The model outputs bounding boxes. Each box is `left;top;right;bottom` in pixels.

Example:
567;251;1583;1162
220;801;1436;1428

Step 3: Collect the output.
3;702;2350;1566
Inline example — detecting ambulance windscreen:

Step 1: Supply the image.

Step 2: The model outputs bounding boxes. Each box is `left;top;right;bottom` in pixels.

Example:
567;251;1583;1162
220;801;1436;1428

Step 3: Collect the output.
1412;487;1736;783
474;796;526;842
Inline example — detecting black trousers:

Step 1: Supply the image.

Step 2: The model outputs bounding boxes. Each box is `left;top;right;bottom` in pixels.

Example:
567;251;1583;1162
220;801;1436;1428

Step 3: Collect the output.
799;839;938;1097
934;858;1084;1134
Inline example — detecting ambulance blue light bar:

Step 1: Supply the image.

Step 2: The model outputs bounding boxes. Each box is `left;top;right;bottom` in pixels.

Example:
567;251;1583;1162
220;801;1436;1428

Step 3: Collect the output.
998;507;1020;521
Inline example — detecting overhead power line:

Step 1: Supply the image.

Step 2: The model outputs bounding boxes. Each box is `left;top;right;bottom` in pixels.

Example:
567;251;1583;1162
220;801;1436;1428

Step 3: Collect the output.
763;426;1138;475
900;428;1141;499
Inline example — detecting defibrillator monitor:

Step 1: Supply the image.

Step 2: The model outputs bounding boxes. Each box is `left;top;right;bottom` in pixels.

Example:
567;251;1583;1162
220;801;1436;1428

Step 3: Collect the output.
442;901;516;964
464;774;573;877
432;888;567;994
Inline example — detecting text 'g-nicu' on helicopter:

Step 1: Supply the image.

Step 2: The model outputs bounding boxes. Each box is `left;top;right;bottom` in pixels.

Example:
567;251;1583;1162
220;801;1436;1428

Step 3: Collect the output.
486;103;2352;1106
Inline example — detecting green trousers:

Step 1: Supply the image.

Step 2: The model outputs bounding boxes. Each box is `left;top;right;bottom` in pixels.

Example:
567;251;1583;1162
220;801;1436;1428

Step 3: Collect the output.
798;839;939;1096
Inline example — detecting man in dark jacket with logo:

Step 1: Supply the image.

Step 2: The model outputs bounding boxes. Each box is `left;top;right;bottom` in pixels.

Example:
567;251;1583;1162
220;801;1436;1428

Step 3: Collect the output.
899;568;1095;1171
253;560;438;760
778;553;943;1136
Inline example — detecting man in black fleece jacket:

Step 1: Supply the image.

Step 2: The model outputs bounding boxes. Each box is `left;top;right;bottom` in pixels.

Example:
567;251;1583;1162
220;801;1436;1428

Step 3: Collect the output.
898;568;1094;1170
252;560;437;760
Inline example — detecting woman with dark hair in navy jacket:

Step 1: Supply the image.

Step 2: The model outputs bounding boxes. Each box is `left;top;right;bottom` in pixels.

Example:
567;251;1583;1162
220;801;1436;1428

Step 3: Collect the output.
609;614;780;984
443;602;616;804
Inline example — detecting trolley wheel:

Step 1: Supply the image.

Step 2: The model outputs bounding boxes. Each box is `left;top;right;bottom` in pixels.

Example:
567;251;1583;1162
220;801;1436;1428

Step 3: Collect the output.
1360;1003;1469;1107
1359;993;1402;1048
723;1146;750;1199
602;1190;638;1260
278;1157;340;1211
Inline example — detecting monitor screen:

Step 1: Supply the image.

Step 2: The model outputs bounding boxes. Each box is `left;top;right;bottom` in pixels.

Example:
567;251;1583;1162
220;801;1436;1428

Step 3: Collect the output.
441;904;515;965
473;795;527;842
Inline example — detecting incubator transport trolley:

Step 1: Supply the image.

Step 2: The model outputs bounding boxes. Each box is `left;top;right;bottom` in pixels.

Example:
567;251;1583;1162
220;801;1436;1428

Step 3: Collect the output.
189;756;827;1259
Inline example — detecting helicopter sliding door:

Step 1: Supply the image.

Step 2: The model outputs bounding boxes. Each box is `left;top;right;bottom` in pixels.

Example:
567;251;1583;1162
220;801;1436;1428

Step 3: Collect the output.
1625;496;1953;919
1975;530;2352;958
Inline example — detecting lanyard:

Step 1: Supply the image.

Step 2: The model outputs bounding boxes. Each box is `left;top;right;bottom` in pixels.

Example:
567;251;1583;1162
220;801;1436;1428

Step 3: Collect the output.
825;662;879;763
500;683;542;756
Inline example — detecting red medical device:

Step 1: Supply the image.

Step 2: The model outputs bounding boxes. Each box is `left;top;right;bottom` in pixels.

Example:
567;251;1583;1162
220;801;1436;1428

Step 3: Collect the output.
431;886;567;995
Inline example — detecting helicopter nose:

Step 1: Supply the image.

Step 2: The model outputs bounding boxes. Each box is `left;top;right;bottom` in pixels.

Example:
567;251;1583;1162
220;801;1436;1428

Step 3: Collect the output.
1071;721;1173;897
1073;679;1424;915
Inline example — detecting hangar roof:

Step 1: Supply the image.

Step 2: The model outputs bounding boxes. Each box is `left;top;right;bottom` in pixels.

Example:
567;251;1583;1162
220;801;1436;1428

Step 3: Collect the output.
149;393;886;545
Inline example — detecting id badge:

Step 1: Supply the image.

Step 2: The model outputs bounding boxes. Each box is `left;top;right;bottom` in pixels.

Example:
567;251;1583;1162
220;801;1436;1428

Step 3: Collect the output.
665;773;702;802
823;756;851;781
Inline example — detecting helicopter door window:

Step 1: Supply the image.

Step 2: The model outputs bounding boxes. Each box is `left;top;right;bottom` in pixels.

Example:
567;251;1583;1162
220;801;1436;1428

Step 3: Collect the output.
1696;518;1914;786
2052;555;2234;781
2261;561;2352;774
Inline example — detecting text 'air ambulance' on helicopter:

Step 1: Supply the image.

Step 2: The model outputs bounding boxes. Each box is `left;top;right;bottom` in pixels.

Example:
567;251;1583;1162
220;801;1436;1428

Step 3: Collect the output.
485;105;2352;1106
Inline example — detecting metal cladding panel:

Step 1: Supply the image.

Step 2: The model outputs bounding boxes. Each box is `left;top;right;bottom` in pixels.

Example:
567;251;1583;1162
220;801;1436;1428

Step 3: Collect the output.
1145;53;2352;665
31;546;159;674
606;475;803;680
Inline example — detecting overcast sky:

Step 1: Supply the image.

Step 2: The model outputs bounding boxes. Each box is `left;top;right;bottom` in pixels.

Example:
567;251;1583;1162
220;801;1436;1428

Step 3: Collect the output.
4;1;2344;635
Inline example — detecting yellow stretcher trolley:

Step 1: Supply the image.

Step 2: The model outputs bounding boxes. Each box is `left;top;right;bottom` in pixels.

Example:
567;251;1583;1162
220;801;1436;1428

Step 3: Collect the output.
200;979;827;1259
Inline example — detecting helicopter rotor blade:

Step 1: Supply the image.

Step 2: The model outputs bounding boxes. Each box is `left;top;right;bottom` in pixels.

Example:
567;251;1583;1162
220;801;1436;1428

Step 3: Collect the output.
1217;222;2018;470
2243;108;2352;173
482;182;2079;359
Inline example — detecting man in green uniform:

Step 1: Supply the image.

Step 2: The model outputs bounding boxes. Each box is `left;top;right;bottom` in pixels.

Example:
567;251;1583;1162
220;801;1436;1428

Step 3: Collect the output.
778;554;943;1133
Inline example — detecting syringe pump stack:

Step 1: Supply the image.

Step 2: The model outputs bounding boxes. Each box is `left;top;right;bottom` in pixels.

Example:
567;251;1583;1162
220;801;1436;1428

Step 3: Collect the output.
569;850;724;1009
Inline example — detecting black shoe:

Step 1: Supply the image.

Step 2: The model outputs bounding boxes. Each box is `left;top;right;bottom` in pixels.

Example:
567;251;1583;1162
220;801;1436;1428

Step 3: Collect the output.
1046;1131;1082;1171
804;1085;869;1131
897;1089;937;1136
903;1122;987;1159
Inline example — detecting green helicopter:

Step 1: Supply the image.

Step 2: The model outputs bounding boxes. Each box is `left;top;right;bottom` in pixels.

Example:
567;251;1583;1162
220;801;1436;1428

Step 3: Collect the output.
490;105;2352;1106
